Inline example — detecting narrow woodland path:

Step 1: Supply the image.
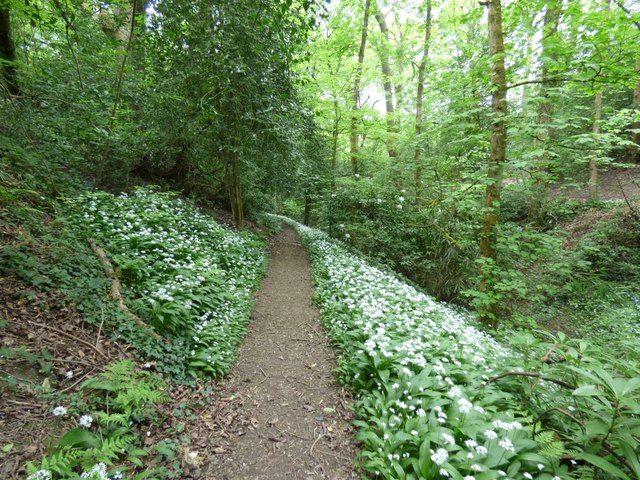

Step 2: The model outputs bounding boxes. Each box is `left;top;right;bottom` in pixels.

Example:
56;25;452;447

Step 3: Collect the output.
206;227;357;479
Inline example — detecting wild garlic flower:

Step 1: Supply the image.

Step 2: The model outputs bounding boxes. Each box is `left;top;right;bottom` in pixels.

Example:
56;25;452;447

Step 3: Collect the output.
78;415;93;428
52;406;67;416
430;448;448;466
27;470;51;480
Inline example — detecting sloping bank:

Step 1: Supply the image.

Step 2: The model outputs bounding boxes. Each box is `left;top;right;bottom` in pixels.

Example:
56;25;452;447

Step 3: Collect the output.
275;216;574;480
65;187;266;378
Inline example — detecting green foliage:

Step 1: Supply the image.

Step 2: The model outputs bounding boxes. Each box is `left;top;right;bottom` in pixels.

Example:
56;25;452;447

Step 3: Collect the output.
82;360;167;419
502;331;640;479
27;360;168;480
64;187;266;378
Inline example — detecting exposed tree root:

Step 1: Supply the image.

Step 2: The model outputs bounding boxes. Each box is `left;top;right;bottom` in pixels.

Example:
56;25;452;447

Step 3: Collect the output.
89;239;162;341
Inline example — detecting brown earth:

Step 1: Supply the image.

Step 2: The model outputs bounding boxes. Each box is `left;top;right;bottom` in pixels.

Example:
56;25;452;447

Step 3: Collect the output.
0;276;128;478
550;165;640;201
1;226;359;479
200;227;358;480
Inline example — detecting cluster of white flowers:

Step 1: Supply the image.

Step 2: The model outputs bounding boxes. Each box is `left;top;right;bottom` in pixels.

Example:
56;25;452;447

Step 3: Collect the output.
52;406;67;416
27;470;51;480
80;463;108;479
78;414;93;428
277;217;559;480
68;188;266;375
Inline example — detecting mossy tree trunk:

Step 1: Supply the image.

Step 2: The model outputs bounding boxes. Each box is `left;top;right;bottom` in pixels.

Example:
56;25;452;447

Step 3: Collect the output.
478;0;508;327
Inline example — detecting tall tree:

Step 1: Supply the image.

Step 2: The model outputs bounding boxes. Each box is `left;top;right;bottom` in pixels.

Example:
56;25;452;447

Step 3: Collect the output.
350;0;372;176
374;3;401;185
530;0;562;211
0;5;18;96
479;0;508;327
414;0;432;199
588;0;611;201
632;65;640;163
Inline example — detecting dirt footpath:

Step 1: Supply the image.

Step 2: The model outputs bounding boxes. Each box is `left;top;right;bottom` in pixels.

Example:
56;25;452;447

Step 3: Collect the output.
206;227;357;480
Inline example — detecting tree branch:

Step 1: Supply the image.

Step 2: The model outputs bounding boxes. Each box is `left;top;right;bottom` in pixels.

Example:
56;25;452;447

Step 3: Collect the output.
484;371;576;390
613;0;640;30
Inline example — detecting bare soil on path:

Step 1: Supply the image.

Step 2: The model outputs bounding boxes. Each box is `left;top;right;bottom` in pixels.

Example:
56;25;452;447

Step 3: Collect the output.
205;227;358;480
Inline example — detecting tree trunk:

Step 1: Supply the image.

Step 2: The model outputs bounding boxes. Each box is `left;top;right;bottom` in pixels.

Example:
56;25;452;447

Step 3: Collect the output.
629;63;640;163
589;90;603;200
232;148;244;229
414;0;432;200
588;0;611;200
530;0;562;213
0;6;19;96
331;97;339;189
374;5;401;186
304;193;311;225
99;0;138;184
479;0;508;327
350;0;372;177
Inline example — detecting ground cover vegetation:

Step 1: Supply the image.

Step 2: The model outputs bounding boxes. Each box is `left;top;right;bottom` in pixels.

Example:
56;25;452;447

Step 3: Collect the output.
1;179;267;478
283;216;640;479
1;0;640;478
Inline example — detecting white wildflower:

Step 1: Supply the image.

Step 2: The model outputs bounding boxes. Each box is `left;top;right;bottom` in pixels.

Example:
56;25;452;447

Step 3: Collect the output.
78;415;93;428
475;445;488;456
498;437;515;452
442;433;456;445
80;463;108;479
27;471;51;480
52;406;67;417
447;386;462;398
430;448;448;466
458;398;473;414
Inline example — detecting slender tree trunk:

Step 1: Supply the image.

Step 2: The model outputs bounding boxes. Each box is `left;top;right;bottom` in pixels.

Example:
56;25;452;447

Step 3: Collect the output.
414;0;432;200
519;35;535;107
350;0;372;177
479;0;508;327
232;147;244;229
629;63;640;163
99;0;138;184
304;193;311;225
0;6;19;96
589;90;603;200
588;0;611;200
331;97;339;189
52;0;84;89
530;0;562;213
374;5;401;186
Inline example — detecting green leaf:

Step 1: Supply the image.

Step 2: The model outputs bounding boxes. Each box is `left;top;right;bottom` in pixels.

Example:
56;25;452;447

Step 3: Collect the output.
58;428;101;449
578;453;632;480
572;385;601;397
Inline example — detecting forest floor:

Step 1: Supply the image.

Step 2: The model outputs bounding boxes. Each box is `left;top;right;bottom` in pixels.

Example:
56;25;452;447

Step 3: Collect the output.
202;227;358;479
551;165;640;201
0;224;358;479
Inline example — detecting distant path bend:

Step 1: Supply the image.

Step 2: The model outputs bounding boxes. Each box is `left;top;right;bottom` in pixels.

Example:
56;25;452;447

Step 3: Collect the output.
210;226;357;480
